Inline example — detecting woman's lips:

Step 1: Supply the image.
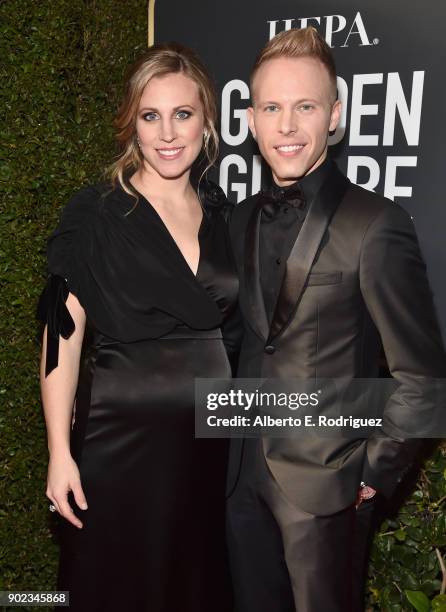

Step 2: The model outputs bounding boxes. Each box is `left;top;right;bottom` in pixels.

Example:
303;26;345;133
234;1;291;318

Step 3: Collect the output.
156;147;185;161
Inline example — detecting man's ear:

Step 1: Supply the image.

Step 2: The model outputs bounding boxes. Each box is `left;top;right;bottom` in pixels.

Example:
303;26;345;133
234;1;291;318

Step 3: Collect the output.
329;99;342;133
247;106;257;141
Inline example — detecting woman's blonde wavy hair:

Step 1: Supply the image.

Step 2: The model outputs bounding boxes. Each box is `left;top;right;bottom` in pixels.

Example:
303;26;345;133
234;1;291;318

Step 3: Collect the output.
104;42;219;212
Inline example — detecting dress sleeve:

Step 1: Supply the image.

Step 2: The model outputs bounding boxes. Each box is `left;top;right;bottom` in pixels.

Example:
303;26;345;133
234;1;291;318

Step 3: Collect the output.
37;186;95;377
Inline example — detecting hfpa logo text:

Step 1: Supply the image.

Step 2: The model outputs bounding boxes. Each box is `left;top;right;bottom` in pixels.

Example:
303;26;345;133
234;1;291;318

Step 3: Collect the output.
268;12;379;47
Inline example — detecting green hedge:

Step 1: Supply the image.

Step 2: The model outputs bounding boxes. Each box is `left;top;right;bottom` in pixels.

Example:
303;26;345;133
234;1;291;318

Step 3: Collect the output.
368;444;446;611
0;1;147;607
0;2;445;611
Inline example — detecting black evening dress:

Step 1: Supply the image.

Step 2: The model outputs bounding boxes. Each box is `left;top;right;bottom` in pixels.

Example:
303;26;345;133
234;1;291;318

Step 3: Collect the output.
37;179;239;612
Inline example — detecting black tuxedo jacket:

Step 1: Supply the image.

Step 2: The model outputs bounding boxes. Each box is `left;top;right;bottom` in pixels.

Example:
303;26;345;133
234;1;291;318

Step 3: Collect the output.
228;162;446;516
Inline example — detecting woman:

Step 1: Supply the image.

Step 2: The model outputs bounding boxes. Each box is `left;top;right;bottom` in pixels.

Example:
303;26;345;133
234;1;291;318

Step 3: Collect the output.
37;42;239;611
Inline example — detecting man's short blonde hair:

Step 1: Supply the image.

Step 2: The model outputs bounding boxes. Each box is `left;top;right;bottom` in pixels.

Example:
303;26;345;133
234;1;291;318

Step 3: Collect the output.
250;27;338;102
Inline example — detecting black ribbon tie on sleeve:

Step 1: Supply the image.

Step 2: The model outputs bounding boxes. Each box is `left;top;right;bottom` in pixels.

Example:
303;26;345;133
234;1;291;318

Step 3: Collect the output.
37;274;76;377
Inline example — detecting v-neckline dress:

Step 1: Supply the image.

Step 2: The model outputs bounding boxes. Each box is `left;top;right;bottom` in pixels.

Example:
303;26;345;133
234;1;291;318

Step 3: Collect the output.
37;180;239;612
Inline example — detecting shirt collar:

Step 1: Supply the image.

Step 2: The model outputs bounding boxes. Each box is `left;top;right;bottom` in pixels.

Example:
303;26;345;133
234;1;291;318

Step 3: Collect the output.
270;156;334;205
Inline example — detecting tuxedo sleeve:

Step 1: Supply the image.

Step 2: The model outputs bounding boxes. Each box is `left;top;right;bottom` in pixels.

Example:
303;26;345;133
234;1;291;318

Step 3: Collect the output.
359;203;446;497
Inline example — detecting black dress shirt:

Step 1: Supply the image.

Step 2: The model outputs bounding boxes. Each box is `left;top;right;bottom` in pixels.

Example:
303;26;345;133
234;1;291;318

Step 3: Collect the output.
259;157;335;322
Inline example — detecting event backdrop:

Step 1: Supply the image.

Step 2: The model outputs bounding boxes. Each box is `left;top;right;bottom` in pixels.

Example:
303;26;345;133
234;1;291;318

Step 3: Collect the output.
152;0;446;339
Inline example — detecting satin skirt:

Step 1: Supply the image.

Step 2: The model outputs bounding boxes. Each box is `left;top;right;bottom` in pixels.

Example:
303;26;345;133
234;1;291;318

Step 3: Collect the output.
56;326;233;612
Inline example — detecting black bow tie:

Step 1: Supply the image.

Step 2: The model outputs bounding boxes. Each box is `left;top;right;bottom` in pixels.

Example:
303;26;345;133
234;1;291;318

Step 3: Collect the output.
259;183;306;219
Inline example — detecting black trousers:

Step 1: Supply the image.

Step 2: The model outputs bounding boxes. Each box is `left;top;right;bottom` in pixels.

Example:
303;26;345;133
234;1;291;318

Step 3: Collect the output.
226;439;377;612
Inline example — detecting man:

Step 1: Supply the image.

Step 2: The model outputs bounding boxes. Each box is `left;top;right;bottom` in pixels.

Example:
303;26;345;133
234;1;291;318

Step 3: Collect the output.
226;27;446;611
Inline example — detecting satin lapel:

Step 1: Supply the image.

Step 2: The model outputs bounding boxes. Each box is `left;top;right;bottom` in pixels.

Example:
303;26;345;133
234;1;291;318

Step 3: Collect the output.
244;199;269;341
268;168;350;343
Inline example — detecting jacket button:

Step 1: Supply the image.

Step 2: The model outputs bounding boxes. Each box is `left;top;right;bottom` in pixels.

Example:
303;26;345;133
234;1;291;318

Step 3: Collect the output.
264;344;276;354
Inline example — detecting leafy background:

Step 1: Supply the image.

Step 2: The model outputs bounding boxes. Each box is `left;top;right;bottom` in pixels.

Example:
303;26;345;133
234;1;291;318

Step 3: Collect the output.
0;1;147;609
0;2;444;611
